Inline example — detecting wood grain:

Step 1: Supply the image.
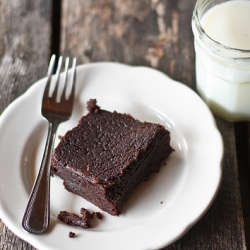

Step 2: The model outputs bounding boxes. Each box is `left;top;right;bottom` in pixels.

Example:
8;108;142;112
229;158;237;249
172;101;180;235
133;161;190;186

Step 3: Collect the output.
60;0;196;88
0;0;52;113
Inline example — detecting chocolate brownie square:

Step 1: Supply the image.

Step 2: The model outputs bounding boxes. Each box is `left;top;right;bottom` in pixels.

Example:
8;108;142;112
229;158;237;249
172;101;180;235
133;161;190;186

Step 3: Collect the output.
51;99;173;215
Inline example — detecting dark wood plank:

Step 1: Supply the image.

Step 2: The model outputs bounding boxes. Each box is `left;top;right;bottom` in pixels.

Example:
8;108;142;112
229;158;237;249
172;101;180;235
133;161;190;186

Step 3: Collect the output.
60;0;246;249
236;122;250;249
0;0;52;113
0;0;52;249
60;0;196;88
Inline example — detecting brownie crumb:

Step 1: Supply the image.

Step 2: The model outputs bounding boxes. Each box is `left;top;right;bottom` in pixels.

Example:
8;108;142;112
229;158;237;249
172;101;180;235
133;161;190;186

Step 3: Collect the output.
87;99;100;113
80;207;92;217
69;231;75;238
58;208;103;229
80;208;92;224
58;211;91;229
92;212;103;220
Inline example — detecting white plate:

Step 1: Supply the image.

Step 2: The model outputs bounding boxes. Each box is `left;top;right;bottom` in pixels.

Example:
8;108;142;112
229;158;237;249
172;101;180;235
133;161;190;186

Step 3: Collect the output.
0;62;223;250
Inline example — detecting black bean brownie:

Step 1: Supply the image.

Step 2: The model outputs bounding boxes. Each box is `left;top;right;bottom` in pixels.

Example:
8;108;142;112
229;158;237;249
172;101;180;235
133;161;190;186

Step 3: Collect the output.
51;99;173;215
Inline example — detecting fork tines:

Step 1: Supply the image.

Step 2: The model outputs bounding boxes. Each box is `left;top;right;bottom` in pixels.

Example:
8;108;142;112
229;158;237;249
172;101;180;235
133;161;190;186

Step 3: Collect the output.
44;55;77;102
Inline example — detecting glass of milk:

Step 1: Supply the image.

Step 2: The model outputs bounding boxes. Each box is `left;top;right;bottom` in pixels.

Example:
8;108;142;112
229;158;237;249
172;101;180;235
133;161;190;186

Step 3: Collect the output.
192;0;250;121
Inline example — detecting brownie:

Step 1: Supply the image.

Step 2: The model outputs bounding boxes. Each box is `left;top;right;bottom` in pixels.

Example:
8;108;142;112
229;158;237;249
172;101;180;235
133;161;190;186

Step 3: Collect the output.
58;210;91;229
57;207;103;229
51;99;173;215
68;232;75;238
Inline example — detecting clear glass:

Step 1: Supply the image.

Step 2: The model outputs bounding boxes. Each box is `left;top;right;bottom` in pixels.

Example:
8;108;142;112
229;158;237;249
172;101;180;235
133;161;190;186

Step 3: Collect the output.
192;0;250;122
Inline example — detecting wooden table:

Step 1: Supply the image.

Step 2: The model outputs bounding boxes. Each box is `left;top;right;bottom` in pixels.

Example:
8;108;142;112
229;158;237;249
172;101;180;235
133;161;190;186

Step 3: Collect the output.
0;0;248;249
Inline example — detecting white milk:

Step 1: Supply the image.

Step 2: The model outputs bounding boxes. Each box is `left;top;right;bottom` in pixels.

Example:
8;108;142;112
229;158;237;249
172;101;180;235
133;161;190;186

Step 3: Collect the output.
201;1;250;50
192;0;250;121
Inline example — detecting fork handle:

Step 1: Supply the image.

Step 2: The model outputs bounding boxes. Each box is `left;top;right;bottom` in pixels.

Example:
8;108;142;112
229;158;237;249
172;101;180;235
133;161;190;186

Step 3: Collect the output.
22;121;58;234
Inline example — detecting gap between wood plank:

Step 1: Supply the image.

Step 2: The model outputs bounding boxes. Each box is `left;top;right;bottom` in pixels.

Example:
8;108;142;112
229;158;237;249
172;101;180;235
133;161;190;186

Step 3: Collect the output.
235;122;250;248
50;0;61;57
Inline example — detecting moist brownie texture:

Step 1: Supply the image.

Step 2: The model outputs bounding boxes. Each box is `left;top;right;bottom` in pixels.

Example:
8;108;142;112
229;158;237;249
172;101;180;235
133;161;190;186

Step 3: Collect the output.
51;99;173;215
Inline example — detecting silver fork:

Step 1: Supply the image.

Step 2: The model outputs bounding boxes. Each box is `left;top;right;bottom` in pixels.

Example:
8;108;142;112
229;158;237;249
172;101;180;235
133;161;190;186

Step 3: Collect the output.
22;55;77;234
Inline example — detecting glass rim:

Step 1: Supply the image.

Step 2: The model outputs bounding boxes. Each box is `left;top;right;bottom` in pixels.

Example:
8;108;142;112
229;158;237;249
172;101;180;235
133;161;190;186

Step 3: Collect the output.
193;0;250;55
